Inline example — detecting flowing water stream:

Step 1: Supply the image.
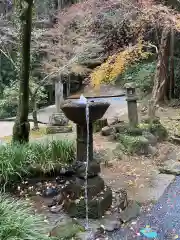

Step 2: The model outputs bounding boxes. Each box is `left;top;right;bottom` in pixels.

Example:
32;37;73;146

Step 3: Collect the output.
85;101;89;230
78;95;89;230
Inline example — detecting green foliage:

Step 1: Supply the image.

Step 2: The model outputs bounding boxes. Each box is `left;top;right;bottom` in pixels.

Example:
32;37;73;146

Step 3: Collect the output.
116;134;149;154
0;98;18;118
115;124;143;136
0;140;75;186
0;79;48;118
139;120;168;140
0;53;17;95
118;61;156;93
0;194;53;240
149;123;168;140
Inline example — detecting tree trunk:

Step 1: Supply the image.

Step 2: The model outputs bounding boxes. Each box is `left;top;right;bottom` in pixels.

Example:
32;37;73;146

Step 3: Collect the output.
32;97;39;130
152;27;170;104
55;79;64;113
169;26;175;99
12;0;33;143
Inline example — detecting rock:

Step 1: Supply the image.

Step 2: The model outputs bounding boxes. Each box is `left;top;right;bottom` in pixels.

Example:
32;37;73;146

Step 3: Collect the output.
49;112;69;126
101;126;114;136
55;176;66;184
142;131;157;146
59;166;75;177
94;118;108;133
50;219;83;238
36;182;42;187
43;187;58;198
119;200;140;223
46;125;72;134
108;117;121;126
64;187;112;219
76;231;94;240
171;136;180;145
50;193;64;206
150;123;168;141
100;217;121;232
50;205;63;213
159;159;180;175
147;145;158;156
75;161;100;178
114;188;128;211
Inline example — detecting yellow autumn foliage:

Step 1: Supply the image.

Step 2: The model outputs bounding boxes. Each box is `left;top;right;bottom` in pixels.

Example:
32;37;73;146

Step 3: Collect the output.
91;38;151;87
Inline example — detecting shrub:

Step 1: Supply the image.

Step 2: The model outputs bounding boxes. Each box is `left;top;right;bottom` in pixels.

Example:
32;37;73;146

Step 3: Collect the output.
0;98;18;118
43;0;138;75
91;40;152;87
117;134;149;154
0;194;52;240
119;61;156;93
0;140;75;186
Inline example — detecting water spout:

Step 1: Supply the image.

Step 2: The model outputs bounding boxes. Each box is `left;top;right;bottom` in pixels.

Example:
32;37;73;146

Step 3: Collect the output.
78;94;87;104
85;97;89;230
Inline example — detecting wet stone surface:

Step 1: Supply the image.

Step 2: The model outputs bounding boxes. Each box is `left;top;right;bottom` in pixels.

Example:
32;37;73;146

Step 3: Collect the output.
159;159;180;175
109;176;180;240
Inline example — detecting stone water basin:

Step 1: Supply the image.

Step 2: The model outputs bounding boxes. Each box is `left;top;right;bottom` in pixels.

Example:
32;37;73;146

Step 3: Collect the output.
70;95;126;104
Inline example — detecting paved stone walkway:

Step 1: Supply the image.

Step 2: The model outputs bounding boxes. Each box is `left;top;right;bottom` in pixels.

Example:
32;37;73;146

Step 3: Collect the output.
0;96;127;138
110;176;180;240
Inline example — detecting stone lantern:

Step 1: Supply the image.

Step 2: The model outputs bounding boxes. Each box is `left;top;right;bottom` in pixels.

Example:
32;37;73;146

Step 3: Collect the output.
125;82;138;127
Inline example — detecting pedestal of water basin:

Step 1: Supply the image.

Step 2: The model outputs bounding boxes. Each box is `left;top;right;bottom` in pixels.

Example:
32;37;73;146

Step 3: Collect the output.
61;100;113;219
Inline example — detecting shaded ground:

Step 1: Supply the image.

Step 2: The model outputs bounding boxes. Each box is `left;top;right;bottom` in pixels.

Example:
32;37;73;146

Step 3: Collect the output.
12;104;180;237
2;86;180;238
101;142;176;204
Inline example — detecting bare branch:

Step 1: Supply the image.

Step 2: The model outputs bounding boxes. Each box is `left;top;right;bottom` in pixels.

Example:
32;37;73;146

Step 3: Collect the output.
32;55;77;98
0;48;18;70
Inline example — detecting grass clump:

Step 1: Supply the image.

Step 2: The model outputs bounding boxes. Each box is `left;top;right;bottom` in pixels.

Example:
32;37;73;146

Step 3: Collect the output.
0;194;52;240
117;134;149;154
0;140;75;185
139;120;168;140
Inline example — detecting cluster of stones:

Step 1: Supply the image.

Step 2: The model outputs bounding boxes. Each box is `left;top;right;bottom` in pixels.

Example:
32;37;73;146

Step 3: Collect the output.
46;111;72;134
101;83;167;155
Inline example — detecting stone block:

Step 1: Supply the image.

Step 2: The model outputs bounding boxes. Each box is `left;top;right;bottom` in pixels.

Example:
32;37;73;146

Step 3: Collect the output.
100;218;121;232
101;126;114;136
142;131;157;146
49;112;69;126
159;160;180;175
50;218;83;238
62;176;105;200
46;125;72;134
119;200;140;223
75;161;101;178
65;187;112;219
93;118;108;133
